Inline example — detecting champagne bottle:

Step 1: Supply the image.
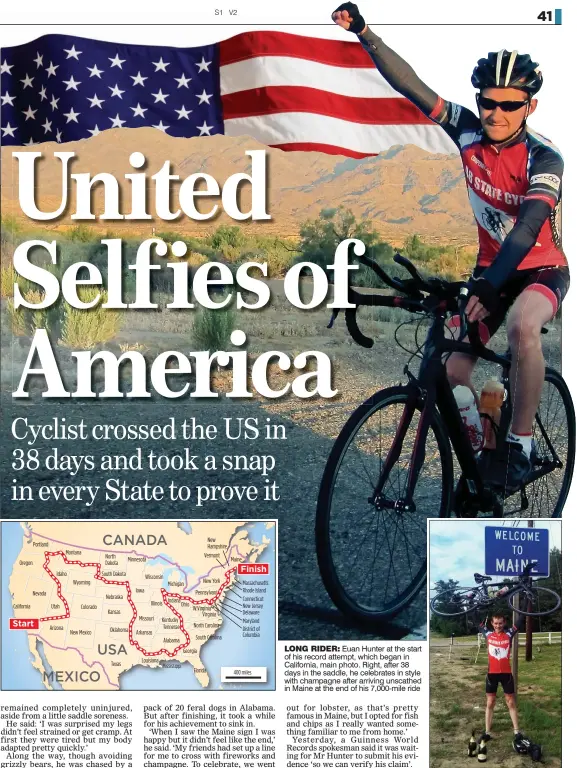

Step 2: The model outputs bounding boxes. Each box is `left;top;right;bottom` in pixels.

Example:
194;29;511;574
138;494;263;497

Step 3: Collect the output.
477;736;488;763
468;730;477;757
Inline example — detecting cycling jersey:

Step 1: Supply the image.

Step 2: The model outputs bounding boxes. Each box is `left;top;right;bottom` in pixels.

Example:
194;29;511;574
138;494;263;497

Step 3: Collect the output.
358;28;567;291
481;624;518;674
429;99;565;281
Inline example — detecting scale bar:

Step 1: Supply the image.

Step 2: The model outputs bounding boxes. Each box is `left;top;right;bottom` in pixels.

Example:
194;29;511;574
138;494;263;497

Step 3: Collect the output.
221;666;267;683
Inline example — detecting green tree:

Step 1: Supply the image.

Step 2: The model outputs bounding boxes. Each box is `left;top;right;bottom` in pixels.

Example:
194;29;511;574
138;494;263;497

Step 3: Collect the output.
294;207;395;286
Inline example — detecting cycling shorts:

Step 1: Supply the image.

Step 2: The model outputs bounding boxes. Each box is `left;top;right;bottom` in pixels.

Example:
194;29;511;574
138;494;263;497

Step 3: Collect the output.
449;265;570;343
486;673;515;695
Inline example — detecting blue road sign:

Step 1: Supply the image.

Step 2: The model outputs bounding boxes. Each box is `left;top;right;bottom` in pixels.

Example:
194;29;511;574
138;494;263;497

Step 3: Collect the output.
485;527;549;577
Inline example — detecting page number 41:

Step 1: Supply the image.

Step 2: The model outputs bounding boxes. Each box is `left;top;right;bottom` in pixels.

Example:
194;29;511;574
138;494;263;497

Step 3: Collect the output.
537;10;553;20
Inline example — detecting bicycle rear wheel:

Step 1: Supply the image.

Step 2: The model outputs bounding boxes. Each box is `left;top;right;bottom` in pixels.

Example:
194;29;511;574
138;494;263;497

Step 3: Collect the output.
316;385;453;626
508;585;561;616
430;587;483;617
504;368;575;518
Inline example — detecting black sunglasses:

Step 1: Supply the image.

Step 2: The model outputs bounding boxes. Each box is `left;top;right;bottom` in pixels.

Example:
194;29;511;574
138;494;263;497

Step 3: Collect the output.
476;95;530;112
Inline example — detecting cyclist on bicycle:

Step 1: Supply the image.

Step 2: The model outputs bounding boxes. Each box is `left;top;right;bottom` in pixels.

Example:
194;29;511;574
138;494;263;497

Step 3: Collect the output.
479;612;527;750
332;3;569;492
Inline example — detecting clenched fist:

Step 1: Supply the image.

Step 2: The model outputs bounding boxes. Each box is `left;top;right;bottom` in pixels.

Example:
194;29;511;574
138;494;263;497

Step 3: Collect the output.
331;3;367;35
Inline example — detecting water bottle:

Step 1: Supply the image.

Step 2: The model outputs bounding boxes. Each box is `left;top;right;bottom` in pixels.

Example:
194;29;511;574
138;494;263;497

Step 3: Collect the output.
453;385;484;451
479;378;505;450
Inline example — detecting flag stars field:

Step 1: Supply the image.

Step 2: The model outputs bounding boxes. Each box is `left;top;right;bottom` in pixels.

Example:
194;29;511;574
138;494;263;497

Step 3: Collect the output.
2;36;221;142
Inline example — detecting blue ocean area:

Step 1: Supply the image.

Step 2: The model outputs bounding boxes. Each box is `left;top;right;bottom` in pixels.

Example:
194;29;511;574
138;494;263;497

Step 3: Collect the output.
2;520;276;691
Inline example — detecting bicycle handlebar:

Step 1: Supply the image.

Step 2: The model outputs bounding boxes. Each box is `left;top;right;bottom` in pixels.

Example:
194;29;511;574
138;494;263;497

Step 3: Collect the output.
331;252;484;350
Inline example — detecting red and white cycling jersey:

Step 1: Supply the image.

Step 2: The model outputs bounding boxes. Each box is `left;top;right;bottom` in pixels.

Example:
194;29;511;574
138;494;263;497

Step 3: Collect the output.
429;98;566;272
481;625;518;674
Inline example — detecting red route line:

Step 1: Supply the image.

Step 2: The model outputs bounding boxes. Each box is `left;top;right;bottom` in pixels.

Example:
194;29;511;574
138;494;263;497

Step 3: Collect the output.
40;551;236;658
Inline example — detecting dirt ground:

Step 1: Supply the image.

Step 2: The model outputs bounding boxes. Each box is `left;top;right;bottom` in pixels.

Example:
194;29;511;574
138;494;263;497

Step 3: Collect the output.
429;643;561;767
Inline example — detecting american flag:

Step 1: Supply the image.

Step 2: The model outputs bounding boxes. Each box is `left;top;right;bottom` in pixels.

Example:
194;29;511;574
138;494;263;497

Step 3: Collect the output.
0;31;455;157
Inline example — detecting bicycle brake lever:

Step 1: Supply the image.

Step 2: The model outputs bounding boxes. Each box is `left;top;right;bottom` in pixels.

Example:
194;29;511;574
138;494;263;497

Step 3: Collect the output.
457;286;469;342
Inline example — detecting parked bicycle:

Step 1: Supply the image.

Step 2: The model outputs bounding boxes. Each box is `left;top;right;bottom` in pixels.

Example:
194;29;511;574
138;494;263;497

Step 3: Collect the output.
315;253;573;624
430;561;561;617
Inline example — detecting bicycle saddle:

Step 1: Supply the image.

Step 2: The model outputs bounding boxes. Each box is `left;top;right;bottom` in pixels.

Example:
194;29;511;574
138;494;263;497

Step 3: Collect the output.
474;573;492;583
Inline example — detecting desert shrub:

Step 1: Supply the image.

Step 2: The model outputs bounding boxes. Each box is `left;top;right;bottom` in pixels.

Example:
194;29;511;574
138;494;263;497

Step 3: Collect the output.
400;234;475;281
363;305;408;324
210;226;244;251
0;215;23;248
1;264;17;298
187;251;209;267
5;300;30;336
192;295;237;353
5;290;62;339
61;288;121;348
62;224;96;242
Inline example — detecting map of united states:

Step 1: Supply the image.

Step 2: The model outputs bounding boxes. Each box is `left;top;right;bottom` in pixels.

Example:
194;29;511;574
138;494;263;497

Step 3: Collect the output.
7;521;273;690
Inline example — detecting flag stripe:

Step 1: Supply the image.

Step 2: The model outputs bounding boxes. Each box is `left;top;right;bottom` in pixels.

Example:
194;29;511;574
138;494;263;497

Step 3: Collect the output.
220;30;372;68
220;55;404;99
222;86;432;125
269;142;377;158
224;112;457;156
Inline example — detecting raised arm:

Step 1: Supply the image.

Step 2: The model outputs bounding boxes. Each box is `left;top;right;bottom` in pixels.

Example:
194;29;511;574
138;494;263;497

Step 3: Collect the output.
332;3;440;115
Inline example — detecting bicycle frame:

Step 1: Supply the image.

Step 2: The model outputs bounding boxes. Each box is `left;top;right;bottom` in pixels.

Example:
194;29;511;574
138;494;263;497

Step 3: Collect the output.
373;309;511;510
474;578;527;602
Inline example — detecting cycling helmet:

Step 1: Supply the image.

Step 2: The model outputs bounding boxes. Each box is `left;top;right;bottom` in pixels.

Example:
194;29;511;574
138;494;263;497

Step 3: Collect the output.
472;50;543;95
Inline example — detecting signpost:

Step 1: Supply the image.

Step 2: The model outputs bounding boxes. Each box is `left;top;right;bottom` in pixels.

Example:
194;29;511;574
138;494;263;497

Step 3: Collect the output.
526;521;535;662
484;524;549;684
485;526;550;577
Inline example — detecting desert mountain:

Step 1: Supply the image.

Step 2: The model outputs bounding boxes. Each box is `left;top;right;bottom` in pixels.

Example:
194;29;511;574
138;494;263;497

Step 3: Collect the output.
2;128;475;246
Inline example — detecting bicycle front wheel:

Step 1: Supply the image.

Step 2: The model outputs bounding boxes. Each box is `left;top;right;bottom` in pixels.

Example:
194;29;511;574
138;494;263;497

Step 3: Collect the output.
504;368;575;518
430;587;482;617
509;585;561;617
316;385;453;625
